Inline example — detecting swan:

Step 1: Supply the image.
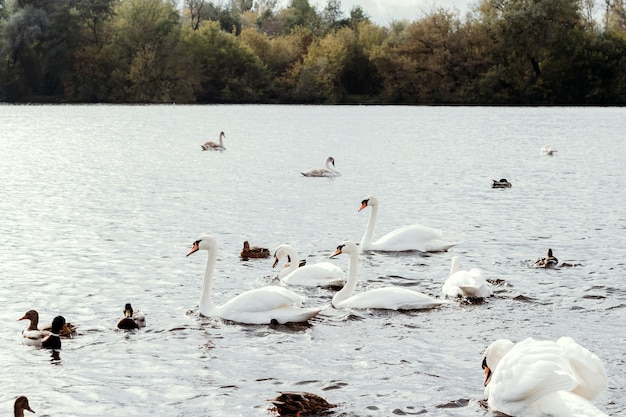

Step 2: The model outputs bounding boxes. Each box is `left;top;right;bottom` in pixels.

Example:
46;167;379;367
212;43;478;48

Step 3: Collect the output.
240;241;270;259
491;178;512;188
541;145;557;156
534;248;559;268
272;244;345;287
329;241;448;310
117;303;146;329
358;196;459;252
19;309;76;337
186;235;326;324
301;156;341;177
14;396;34;417
268;391;336;416
442;256;492;299
21;315;69;349
201;131;226;151
482;337;609;417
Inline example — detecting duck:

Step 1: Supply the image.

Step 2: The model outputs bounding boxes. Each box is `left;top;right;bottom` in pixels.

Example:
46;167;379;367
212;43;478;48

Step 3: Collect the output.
442;256;493;299
201;131;226;151
117;303;146;330
491;178;512;188
329;241;448;310
358;196;459;252
186;235;326;324
272;244;345;287
301;156;341;177
268;391;336;416
18;309;76;337
240;241;271;259
14;396;34;417
482;337;609;417
534;248;559;268
21;315;70;349
541;145;557;156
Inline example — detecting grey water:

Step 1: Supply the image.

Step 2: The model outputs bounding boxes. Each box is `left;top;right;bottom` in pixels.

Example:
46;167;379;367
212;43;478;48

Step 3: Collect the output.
0;104;624;417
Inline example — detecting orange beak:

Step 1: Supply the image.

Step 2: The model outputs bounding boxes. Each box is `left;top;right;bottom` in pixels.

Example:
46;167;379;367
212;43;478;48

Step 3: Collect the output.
358;201;367;212
330;247;342;258
483;365;492;386
186;242;200;257
272;256;279;268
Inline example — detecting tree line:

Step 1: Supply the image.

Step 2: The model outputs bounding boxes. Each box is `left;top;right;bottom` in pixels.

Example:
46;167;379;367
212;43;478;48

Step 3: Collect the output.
1;0;625;104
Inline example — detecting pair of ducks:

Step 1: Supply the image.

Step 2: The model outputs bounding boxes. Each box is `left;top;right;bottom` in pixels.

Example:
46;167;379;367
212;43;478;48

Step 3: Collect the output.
19;310;73;349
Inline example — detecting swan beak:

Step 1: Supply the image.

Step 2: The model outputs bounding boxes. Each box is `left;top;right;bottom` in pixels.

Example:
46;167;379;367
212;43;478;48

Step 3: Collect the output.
186;242;200;257
483;365;492;386
358;201;368;212
330;247;342;258
272;256;280;268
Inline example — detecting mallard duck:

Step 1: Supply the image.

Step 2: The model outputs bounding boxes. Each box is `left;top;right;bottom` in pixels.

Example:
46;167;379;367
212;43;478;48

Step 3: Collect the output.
301;156;341;177
268;391;336;416
21;315;69;349
491;178;512;188
117;303;146;329
534;248;559;268
14;396;34;417
19;309;76;338
482;337;608;417
240;241;271;259
201;131;225;151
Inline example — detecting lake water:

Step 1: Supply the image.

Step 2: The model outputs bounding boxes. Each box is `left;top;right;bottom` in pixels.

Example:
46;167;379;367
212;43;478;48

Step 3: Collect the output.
0;104;624;417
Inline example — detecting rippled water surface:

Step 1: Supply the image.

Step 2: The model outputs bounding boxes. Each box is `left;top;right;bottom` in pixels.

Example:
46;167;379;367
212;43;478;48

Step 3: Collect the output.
1;105;624;416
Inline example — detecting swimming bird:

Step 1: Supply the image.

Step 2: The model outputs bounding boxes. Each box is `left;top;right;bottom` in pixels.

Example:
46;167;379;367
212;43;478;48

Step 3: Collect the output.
186;235;326;324
491;178;512;188
330;241;448;310
268;391;336;416
14;396;34;417
201;131;226;151
534;248;559;268
240;241;271;259
301;156;341;177
482;337;609;417
272;244;345;287
19;309;76;337
442;256;492;299
358;196;459;252
21;315;70;349
117;303;146;329
541;145;557;156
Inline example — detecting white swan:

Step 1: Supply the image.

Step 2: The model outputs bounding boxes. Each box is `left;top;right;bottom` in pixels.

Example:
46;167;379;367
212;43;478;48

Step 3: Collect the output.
358;196;459;252
201;131;225;151
482;337;609;417
541;144;557;156
272;244;345;287
442;256;492;299
186;235;325;324
301;156;340;177
329;241;448;310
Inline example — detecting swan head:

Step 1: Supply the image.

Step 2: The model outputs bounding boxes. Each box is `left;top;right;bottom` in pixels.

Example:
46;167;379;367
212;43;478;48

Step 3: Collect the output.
358;195;379;212
330;241;359;258
272;244;293;268
326;156;335;167
186;235;216;257
482;339;515;386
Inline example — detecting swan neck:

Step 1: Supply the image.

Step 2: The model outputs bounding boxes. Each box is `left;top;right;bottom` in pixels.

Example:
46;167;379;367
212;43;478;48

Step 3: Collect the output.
450;258;460;275
281;247;299;277
361;204;378;247
333;251;358;307
200;247;217;314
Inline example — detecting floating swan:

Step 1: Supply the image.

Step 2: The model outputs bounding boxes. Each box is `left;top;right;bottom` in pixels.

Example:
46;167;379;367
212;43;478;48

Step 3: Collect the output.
534;248;559;268
272;244;345;287
186;235;326;324
14;396;34;417
21;315;69;349
240;241;270;259
358;196;459;252
201;131;226;151
268;391;336;416
330;241;448;310
301;156;341;177
442;256;492;299
541;145;557;156
482;337;609;417
117;303;146;329
19;309;75;337
491;178;512;188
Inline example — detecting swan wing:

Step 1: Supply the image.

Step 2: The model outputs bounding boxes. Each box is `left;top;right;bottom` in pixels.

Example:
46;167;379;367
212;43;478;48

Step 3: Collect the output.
556;337;608;400
372;224;458;252
337;287;446;310
281;262;345;286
